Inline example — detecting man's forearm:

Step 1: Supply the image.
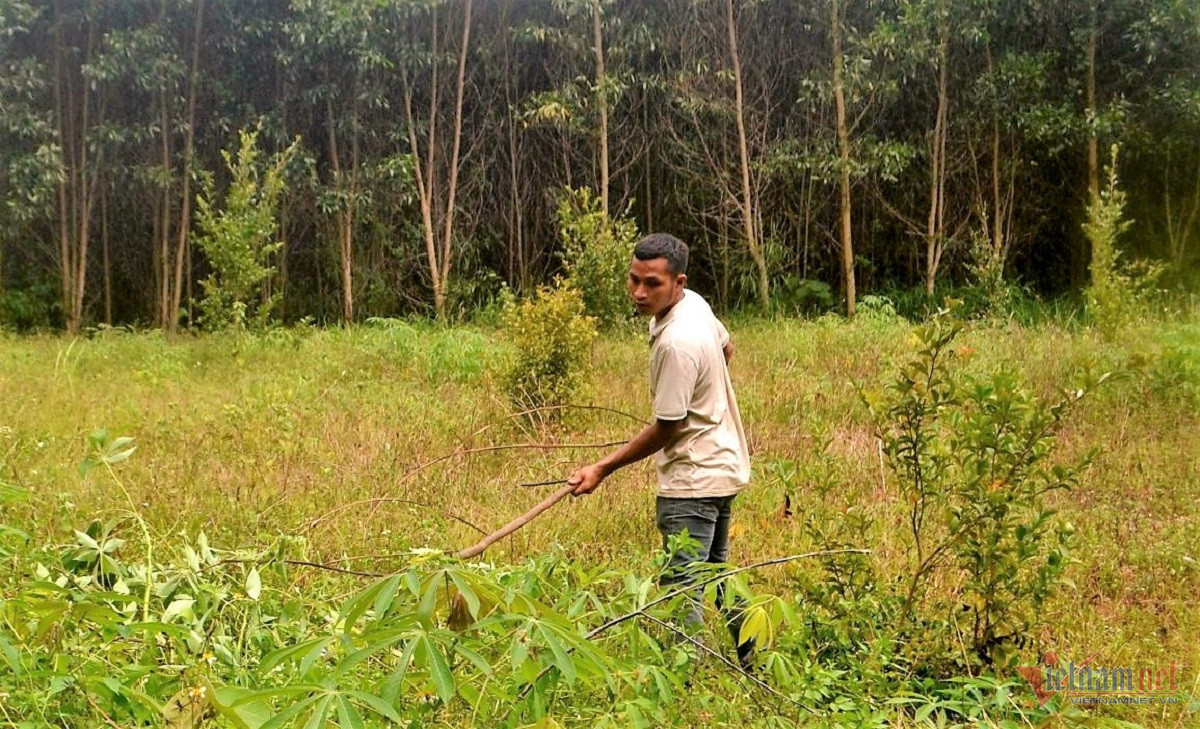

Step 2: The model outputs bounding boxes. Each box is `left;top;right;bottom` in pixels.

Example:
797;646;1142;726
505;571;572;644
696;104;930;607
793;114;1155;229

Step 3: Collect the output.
597;420;680;476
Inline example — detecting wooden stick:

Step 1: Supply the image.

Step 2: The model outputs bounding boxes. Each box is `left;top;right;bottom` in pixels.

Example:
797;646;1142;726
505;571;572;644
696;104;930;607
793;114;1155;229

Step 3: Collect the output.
457;483;577;559
518;478;568;488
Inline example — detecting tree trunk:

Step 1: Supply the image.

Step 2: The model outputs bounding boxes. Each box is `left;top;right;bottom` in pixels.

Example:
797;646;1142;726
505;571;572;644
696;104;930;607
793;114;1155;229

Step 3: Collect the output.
1086;17;1099;200
157;83;173;329
438;0;472;315
343;88;359;323
592;0;609;217
831;0;856;317
502;2;525;290
51;1;99;333
402;73;443;318
52;0;74;331
326;95;355;323
170;0;205;331
71;26;94;333
1164;150;1200;267
925;23;949;297
726;0;769;311
101;187;112;324
643;90;653;232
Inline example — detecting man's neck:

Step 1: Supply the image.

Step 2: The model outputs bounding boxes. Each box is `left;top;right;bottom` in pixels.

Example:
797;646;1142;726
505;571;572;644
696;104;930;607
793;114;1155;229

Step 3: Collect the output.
654;288;686;324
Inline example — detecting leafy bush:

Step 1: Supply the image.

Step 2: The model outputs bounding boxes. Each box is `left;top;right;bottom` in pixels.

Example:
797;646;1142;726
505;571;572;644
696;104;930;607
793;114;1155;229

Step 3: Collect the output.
855;294;902;324
194;128;298;331
861;310;1099;670
557;188;639;329
501;280;597;415
772;276;835;317
0;280;59;331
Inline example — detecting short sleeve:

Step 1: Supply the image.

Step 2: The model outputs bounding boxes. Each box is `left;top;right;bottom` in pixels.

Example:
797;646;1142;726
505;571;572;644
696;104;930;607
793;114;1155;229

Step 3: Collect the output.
715;319;730;347
651;345;698;421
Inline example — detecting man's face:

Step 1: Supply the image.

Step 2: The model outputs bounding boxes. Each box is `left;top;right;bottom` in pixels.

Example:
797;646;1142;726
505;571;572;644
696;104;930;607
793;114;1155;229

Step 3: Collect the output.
628;257;686;318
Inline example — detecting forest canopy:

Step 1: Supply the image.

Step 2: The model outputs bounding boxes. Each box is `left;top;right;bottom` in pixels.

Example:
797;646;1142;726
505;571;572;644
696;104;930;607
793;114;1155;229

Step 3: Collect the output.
1;0;1198;330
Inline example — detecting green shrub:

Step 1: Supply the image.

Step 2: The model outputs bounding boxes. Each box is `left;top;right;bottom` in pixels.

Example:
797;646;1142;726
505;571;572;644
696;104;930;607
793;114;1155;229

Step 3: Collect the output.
501;280;598;415
0;279;59;331
1085;146;1164;337
194;128;298;331
557;188;639;329
861;309;1100;670
855;294;901;323
772;276;835;317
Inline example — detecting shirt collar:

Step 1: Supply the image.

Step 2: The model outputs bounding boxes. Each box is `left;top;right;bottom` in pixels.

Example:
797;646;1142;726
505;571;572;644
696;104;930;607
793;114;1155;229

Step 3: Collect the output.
648;289;689;342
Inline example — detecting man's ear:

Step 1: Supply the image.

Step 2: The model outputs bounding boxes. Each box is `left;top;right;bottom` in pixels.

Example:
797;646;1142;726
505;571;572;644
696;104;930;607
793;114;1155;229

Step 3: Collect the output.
676;272;688;289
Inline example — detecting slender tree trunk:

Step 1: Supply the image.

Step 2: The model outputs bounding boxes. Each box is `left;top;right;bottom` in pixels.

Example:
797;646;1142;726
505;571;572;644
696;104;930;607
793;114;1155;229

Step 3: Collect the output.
170;0;205;331
925;24;949;297
70;22;95;332
437;0;472;316
402;73;443;318
52;0;74;330
344;89;359;323
591;0;609;217
51;2;99;332
1086;16;1099;200
101;187;112;324
502;3;525;290
1164;151;1200;267
831;0;856;316
726;0;769;310
157;82;173;329
643;91;653;232
326;94;355;323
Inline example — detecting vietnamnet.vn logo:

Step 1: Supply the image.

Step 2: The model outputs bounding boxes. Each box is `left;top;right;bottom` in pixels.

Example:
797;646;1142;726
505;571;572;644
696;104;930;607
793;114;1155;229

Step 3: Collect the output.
1016;650;1183;707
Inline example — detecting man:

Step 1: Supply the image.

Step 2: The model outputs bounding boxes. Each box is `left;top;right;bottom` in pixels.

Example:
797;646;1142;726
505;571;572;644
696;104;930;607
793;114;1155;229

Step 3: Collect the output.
567;232;753;663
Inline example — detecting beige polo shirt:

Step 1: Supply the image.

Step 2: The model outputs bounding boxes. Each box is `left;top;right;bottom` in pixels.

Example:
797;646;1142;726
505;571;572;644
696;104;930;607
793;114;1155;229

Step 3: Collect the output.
648;289;750;498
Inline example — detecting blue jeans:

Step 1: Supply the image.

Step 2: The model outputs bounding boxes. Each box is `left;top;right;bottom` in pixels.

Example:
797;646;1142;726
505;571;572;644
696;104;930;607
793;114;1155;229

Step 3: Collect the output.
655;495;746;647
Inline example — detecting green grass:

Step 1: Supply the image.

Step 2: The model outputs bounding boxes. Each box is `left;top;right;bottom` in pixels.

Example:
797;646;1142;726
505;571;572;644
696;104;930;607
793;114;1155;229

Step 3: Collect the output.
1;313;1198;726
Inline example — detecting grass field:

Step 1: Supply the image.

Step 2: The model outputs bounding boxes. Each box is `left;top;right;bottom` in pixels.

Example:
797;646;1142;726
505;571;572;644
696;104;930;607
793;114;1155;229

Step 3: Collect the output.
1;311;1198;727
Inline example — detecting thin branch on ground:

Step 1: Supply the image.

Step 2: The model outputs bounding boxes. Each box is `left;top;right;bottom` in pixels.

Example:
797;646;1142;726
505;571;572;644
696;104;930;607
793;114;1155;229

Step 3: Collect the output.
512;549;872;710
396;440;627;487
639;612;806;713
587;549;871;639
308;440;623;531
211;557;386;579
508;404;649;425
82;689;125;729
303;497;486;534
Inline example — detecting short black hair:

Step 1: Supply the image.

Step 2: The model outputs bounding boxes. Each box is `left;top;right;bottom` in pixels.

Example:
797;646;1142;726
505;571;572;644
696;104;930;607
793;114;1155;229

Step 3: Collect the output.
633;233;689;275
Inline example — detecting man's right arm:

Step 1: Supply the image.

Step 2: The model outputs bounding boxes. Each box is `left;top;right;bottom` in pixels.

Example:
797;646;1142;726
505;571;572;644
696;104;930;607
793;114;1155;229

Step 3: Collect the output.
568;417;684;496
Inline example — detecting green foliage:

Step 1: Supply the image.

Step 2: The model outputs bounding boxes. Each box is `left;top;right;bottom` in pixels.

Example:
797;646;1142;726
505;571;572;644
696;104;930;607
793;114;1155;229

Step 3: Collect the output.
861;309;1099;670
855;294;902;324
0;279;58;331
194;128;298;331
557;188;639;329
771;276;835;318
964;227;1020;319
501;280;598;415
1086;147;1164;337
